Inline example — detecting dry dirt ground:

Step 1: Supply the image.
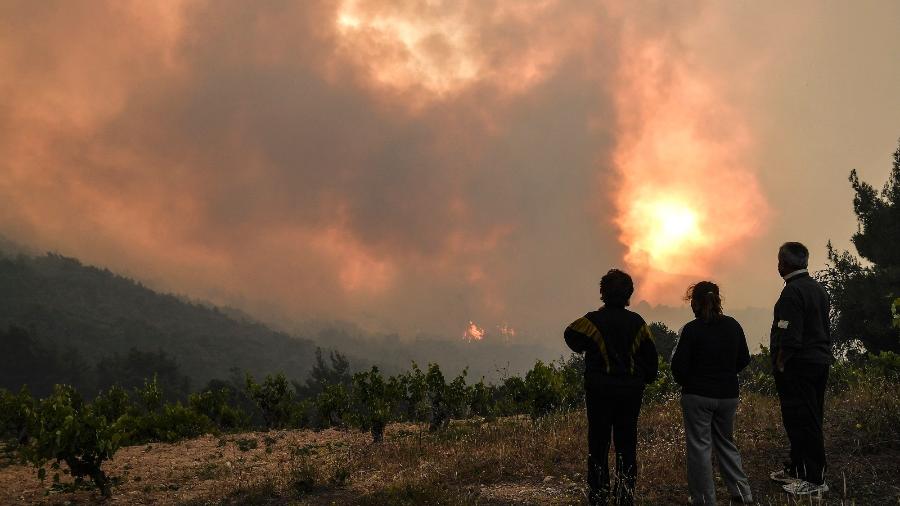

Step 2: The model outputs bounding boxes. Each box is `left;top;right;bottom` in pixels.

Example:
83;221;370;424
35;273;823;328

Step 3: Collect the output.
1;390;898;505
0;421;585;505
0;427;366;505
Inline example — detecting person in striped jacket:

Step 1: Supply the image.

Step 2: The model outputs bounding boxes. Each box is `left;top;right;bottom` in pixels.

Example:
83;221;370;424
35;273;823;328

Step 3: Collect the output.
564;269;658;506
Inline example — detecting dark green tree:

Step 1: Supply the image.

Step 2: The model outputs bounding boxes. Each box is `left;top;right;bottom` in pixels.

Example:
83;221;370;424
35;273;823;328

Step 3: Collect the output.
649;322;679;361
95;349;190;401
820;140;900;354
293;348;351;399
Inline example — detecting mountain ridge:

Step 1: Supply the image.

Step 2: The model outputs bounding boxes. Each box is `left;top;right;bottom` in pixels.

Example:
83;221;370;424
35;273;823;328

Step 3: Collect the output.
0;248;319;389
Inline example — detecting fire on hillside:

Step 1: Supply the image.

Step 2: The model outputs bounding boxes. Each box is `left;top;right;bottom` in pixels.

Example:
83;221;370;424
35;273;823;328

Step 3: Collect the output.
462;321;517;343
463;321;485;342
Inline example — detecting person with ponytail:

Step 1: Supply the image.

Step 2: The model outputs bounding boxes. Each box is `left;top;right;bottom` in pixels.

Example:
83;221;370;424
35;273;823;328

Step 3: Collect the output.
671;281;753;504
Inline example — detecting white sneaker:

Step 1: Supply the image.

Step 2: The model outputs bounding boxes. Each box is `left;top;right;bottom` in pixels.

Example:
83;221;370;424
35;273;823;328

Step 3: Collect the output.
769;469;800;484
783;480;828;496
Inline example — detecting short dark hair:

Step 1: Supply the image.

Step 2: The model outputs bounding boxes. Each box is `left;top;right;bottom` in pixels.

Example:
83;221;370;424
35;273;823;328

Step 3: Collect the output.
600;269;634;307
684;281;723;322
779;242;809;270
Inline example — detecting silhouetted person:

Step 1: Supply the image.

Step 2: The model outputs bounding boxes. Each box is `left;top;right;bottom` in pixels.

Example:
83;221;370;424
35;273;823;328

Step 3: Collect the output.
564;269;658;505
769;242;832;496
671;281;753;504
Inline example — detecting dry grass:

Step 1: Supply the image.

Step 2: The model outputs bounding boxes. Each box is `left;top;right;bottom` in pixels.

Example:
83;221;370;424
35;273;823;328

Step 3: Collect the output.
0;381;897;505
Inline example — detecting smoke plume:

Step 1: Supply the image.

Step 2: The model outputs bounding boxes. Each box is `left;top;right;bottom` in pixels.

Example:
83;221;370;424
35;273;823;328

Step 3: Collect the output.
3;1;896;341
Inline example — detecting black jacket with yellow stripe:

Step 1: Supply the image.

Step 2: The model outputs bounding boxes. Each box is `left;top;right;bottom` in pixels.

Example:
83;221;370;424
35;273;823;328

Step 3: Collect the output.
564;306;658;393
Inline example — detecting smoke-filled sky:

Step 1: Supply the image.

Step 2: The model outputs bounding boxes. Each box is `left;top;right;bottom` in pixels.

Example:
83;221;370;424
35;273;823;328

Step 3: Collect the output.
2;1;899;342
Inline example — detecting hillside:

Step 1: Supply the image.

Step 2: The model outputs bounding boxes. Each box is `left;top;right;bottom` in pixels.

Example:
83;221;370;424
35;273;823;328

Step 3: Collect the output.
0;251;318;391
1;381;896;505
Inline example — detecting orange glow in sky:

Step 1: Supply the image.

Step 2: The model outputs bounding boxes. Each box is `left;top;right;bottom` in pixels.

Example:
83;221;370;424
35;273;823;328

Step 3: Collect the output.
622;198;709;274
335;0;479;95
611;37;769;299
19;0;892;341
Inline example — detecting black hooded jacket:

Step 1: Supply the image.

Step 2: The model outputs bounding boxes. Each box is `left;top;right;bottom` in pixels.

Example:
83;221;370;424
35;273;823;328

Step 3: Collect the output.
564;306;659;393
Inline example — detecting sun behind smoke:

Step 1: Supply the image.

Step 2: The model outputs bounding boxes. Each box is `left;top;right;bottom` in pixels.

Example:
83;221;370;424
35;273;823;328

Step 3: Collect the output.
611;38;769;300
623;198;709;274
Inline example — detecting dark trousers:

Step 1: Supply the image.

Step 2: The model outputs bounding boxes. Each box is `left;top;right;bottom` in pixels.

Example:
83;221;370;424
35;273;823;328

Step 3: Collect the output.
585;388;643;505
774;361;829;485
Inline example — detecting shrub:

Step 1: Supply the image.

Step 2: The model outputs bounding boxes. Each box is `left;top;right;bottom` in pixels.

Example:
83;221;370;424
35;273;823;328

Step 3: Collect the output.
827;376;900;446
866;350;900;381
524;361;565;418
424;364;449;431
189;388;250;430
396;363;429;423
235;437;258;451
739;346;776;396
109;377;216;444
348;367;399;442
644;355;678;403
137;374;164;413
246;373;295;429
289;398;314;428
91;385;131;423
495;375;527;416
521;357;588;417
469;379;495;419
444;369;472;419
315;383;349;428
22;385;121;497
558;353;586;409
144;403;216;442
829;358;868;392
829;350;900;393
0;386;34;450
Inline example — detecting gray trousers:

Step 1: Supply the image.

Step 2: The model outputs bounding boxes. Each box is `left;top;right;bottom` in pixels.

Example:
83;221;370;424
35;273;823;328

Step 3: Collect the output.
681;394;752;504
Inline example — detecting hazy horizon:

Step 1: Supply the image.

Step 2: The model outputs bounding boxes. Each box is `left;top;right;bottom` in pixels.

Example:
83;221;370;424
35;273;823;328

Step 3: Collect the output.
0;232;775;356
2;1;899;346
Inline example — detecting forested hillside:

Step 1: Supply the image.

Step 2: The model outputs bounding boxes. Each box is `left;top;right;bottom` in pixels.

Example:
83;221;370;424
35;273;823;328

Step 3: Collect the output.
0;244;571;399
0;251;318;396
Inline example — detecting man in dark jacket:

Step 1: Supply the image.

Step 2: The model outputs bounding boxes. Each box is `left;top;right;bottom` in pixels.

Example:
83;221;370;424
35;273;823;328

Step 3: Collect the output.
769;242;833;497
564;269;658;506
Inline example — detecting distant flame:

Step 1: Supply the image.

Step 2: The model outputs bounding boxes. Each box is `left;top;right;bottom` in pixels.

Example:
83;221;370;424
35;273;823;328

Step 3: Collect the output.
463;320;485;342
497;323;516;341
